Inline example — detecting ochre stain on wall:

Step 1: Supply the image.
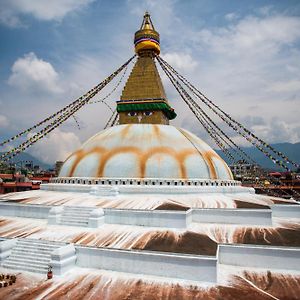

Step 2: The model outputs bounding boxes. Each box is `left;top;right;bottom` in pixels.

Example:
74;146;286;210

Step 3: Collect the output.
69;147;106;177
66;145;225;179
199;150;218;179
97;146;143;177
68;149;85;177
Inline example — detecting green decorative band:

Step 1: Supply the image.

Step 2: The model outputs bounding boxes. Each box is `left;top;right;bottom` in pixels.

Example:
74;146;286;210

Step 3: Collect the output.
117;101;177;120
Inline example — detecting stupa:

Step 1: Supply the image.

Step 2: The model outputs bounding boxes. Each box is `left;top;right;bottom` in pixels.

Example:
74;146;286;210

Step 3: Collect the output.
0;12;299;300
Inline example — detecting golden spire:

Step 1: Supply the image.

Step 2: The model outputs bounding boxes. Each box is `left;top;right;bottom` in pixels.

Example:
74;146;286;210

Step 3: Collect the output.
140;11;155;30
116;13;176;125
134;12;160;55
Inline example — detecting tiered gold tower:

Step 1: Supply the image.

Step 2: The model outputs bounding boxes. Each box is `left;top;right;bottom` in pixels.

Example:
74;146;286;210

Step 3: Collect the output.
117;12;176;125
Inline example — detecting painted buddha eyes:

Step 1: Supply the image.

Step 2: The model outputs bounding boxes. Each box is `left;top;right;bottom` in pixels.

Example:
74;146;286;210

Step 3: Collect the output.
127;111;153;117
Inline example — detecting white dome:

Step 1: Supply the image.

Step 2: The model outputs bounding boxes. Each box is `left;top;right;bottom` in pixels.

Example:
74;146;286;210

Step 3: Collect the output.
59;124;233;180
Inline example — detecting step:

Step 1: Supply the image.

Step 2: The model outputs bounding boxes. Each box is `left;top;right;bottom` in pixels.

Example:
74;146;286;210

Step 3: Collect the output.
60;218;88;223
15;241;59;250
11;248;54;256
11;248;52;257
63;207;94;211
17;240;59;248
60;219;89;224
61;214;89;219
62;213;91;217
59;221;88;227
60;216;89;222
10;254;51;262
3;259;48;269
18;238;66;246
2;262;48;274
61;219;89;224
5;255;50;264
63;206;94;211
62;209;92;215
59;221;88;226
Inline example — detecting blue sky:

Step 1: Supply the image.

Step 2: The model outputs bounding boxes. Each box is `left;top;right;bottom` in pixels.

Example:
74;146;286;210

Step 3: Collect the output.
0;0;300;163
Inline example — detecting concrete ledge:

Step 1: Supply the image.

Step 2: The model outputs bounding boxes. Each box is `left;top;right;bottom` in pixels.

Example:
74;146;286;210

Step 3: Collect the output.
192;208;272;225
76;246;217;282
104;208;191;228
50;244;77;275
0;239;17;262
42;183;252;195
218;244;300;271
0;202;51;219
271;204;300;219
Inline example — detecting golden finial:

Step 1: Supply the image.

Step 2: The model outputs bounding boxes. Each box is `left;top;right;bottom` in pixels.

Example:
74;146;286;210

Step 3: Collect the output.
134;12;160;55
140;11;155;30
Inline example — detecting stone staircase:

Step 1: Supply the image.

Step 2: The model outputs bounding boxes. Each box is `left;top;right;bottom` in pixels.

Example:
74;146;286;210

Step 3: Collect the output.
58;206;95;227
1;239;64;273
90;185;119;196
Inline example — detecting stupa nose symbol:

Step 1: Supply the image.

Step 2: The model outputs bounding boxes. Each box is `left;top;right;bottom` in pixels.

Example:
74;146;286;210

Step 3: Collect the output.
137;113;142;123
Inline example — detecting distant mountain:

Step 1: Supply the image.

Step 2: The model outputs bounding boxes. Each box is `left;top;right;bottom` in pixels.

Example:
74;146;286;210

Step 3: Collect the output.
0;152;52;170
216;142;300;171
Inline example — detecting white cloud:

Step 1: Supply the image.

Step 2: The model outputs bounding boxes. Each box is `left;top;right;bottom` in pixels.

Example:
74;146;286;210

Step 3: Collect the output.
0;115;9;128
0;0;94;27
225;13;238;21
162;53;198;72
252;118;300;144
178;13;300;144
8;52;62;94
29;128;81;164
267;80;300;93
198;15;300;57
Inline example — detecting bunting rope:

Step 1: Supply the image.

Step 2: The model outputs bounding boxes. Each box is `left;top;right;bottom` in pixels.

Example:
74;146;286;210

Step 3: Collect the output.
111;111;119;127
157;57;235;162
104;109;118;129
157;56;257;165
88;62;130;106
157;57;253;163
158;56;298;171
0;55;135;162
0;55;135;149
72;115;81;130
